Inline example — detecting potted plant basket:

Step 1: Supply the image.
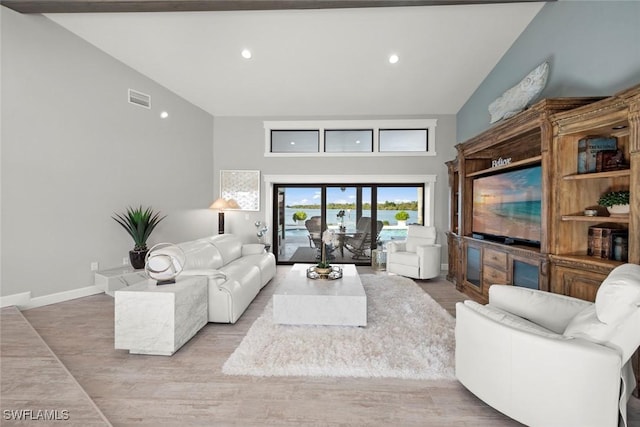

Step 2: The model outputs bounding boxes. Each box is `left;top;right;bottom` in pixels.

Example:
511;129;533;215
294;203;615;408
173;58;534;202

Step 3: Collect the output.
113;206;166;269
598;190;630;217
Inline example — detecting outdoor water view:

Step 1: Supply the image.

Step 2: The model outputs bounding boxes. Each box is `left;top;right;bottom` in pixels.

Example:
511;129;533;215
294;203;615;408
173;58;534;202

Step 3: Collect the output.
276;185;424;263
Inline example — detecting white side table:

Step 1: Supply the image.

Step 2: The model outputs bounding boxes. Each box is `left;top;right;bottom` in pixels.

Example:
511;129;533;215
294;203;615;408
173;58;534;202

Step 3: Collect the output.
371;249;387;271
114;276;208;356
94;266;147;296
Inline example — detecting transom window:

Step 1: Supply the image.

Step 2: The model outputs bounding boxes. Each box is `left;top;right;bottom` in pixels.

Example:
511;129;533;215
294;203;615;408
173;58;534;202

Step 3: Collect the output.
264;119;437;157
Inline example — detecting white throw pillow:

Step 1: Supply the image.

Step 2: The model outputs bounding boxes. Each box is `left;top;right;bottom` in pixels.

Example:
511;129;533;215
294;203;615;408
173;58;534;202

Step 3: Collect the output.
595;264;640;325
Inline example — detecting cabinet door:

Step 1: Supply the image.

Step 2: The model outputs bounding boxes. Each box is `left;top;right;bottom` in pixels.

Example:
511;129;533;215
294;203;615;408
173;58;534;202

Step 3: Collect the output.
551;266;606;302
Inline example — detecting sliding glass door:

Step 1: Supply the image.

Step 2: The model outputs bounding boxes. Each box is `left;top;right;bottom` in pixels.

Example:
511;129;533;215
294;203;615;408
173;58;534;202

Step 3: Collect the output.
274;183;424;265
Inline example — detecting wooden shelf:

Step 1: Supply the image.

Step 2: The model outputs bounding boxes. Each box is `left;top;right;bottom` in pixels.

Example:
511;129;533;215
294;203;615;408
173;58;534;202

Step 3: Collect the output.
563;169;630;181
561;215;629;224
466;156;542;178
550;253;624;269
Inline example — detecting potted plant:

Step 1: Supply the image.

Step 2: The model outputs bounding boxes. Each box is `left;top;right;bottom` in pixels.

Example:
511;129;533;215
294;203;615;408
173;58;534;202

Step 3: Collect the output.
598;190;630;216
292;211;307;224
113;206;166;269
395;210;410;226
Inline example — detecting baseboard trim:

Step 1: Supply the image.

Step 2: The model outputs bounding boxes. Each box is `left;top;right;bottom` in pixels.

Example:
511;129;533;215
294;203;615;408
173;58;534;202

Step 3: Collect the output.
0;291;32;308
16;286;104;310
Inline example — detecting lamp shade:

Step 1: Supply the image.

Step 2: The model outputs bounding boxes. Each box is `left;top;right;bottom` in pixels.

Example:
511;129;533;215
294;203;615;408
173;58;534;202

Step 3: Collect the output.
210;198;229;210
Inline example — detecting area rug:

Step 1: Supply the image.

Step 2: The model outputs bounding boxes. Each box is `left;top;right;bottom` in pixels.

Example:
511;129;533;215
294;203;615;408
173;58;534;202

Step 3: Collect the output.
222;274;456;380
288;246;319;263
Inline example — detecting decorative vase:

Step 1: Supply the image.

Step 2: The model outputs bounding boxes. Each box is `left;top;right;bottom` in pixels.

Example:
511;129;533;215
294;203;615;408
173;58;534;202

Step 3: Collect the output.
607;204;630;217
397;220;407;227
129;249;148;270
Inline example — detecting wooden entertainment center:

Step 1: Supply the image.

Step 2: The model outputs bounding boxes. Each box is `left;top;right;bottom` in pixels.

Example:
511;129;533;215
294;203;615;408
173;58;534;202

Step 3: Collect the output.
447;83;639;301
447;84;640;394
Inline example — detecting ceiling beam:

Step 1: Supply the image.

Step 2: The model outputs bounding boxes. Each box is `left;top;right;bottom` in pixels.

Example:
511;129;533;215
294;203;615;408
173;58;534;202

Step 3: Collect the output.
1;0;553;14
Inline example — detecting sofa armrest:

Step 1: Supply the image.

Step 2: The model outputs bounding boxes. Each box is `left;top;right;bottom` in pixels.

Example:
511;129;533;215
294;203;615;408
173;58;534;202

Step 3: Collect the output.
489;285;592;334
416;244;440;257
242;243;266;256
386;241;406;253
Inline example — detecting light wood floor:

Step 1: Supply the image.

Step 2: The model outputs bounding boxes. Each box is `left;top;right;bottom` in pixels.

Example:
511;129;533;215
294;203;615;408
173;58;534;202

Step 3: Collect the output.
2;266;639;426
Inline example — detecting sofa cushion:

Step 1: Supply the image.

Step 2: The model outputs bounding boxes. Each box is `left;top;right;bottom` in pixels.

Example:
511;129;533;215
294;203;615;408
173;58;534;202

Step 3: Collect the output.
595;263;640;325
405;225;436;252
178;239;223;270
463;300;569;340
563;305;617;344
209;234;243;265
489;285;592;334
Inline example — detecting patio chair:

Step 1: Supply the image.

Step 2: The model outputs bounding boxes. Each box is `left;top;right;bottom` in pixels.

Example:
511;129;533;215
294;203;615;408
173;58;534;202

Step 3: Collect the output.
305;216;338;260
305;216;323;248
343;217;384;260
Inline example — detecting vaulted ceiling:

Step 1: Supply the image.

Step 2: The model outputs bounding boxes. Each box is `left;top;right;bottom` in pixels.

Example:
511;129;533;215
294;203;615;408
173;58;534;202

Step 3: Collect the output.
7;0;548;116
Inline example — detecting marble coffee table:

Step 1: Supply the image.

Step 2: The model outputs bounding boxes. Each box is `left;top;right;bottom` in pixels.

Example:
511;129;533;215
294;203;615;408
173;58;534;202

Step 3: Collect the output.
114;276;208;356
273;264;367;327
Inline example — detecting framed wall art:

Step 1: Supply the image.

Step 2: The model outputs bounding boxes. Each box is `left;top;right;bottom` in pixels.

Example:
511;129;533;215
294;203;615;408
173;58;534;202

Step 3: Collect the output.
220;170;260;211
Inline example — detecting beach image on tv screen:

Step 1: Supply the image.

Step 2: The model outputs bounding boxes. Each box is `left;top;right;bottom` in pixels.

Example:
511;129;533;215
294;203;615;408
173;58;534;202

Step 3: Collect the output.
472;166;542;243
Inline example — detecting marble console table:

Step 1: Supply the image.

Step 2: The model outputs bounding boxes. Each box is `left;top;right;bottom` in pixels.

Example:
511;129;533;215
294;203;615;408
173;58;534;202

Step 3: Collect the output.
94;266;147;296
114;276;208;356
273;264;367;327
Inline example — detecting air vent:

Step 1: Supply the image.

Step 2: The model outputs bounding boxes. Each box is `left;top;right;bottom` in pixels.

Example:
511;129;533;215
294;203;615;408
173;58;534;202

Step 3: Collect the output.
128;89;151;109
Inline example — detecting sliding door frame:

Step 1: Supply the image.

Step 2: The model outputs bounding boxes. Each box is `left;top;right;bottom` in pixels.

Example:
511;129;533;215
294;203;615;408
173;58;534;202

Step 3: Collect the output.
263;174;437;254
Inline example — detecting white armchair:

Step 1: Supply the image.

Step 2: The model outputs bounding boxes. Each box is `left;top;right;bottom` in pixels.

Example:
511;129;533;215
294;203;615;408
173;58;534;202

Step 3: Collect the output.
386;225;441;279
455;263;640;427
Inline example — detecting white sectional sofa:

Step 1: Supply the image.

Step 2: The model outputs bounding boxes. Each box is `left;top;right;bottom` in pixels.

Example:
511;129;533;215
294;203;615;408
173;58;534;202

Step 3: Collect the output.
178;234;276;323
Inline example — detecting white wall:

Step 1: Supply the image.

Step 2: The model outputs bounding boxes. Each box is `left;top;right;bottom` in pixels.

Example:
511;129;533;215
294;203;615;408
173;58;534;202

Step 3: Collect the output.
212;115;457;256
1;7;214;302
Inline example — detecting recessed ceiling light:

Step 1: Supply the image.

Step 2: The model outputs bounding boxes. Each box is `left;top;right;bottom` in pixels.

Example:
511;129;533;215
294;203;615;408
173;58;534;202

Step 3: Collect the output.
160;111;169;119
241;49;252;59
389;54;399;64
355;140;361;144
290;141;296;145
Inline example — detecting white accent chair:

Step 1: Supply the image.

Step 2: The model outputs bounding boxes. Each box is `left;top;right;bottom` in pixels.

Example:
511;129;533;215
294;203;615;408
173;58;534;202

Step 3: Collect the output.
455;263;640;427
386;225;441;279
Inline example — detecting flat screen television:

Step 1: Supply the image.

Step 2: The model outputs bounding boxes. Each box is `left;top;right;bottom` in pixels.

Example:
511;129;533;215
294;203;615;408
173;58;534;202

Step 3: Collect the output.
472;165;542;246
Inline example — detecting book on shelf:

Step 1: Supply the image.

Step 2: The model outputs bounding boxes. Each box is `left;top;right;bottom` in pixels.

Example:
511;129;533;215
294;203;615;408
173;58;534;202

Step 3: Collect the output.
595;149;627;172
587;223;628;260
577;136;617;174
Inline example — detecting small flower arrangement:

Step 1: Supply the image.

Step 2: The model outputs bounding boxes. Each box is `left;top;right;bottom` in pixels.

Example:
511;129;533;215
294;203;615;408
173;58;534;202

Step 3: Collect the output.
317;229;335;270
